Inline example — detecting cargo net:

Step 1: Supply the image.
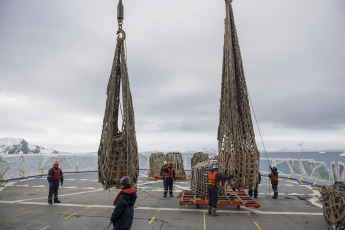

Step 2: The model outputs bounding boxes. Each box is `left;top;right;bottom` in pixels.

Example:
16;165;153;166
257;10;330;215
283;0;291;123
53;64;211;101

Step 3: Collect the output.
321;182;345;230
190;159;225;197
191;152;209;168
217;0;260;190
98;29;139;190
165;152;186;178
148;152;165;177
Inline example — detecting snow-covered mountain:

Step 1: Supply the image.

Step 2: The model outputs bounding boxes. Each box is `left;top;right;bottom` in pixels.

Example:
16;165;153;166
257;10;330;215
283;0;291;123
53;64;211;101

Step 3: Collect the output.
0;138;60;155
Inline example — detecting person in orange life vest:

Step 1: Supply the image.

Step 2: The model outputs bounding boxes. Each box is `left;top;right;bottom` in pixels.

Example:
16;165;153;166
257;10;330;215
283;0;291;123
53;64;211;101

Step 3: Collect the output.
47;161;64;204
110;176;137;230
162;162;175;197
207;165;233;216
268;166;278;199
248;172;261;199
160;161;168;180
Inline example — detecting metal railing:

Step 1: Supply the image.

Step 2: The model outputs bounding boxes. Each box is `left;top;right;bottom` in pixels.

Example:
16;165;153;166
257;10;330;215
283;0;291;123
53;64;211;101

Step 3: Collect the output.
0;154;344;186
261;158;345;186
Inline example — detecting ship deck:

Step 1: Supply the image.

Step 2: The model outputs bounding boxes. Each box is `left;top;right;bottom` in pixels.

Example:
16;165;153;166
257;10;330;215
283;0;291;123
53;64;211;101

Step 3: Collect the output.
0;170;329;230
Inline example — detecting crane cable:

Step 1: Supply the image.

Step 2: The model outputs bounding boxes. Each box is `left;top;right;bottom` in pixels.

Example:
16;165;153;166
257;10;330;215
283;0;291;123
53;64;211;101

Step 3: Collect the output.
248;92;272;196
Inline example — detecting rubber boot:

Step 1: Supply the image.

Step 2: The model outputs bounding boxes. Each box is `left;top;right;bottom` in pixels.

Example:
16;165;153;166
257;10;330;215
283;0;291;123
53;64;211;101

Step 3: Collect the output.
272;191;278;199
211;208;219;216
54;199;61;203
48;199;53;205
170;193;174;197
163;192;167;198
207;206;212;215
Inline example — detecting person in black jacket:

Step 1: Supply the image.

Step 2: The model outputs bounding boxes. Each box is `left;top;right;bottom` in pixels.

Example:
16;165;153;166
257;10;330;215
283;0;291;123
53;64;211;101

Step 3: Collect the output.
111;176;137;230
268;166;279;199
162;162;176;197
47;161;63;204
207;165;233;216
248;172;261;199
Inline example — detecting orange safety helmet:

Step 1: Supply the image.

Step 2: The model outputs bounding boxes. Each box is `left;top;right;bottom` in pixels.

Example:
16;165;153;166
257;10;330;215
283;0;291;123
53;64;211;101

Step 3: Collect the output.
53;161;59;165
168;161;172;165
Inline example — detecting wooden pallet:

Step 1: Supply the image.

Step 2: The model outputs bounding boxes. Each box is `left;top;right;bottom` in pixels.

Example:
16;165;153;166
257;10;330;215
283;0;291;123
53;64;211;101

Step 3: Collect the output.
177;190;260;208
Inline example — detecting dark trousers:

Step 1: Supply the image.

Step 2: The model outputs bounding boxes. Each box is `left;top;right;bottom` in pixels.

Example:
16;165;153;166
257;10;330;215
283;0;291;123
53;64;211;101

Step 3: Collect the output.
164;178;173;196
272;183;278;198
248;182;259;198
48;180;60;201
207;185;218;208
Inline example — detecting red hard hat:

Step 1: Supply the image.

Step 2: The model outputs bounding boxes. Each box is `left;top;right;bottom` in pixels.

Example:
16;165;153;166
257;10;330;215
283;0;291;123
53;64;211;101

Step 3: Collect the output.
168;161;172;164
54;161;59;165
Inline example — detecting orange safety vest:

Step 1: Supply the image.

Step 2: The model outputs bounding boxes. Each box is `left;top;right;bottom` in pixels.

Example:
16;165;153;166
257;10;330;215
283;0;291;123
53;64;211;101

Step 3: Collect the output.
207;171;219;188
162;165;168;176
52;168;61;180
270;172;278;182
165;167;174;178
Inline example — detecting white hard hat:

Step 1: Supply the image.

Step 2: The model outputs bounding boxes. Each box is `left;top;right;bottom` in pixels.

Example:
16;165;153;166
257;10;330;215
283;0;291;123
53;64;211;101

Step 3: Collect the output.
164;161;167;164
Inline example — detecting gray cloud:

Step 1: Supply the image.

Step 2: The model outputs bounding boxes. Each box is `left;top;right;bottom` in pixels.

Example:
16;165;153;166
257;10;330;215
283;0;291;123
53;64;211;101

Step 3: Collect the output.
0;0;344;152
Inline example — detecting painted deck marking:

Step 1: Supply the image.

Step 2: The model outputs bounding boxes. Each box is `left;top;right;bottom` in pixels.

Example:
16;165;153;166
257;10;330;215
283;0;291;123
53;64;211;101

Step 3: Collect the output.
64;213;77;219
253;221;262;230
40;226;50;230
149;216;155;224
203;211;206;230
0;201;324;216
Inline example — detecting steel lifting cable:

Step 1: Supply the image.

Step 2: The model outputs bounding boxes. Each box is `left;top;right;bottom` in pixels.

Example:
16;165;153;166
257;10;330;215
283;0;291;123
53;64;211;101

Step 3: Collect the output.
248;92;272;196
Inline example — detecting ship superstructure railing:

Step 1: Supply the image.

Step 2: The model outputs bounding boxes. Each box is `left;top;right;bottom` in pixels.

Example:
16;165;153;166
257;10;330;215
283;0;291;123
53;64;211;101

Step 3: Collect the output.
0;154;344;186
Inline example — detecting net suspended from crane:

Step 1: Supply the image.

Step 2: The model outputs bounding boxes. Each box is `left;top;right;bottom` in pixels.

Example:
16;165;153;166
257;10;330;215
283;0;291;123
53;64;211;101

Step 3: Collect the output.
217;0;260;190
98;1;138;189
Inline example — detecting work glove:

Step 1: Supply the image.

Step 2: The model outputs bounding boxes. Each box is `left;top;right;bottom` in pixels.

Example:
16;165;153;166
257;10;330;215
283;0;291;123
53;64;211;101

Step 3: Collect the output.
60;182;63;186
49;182;53;187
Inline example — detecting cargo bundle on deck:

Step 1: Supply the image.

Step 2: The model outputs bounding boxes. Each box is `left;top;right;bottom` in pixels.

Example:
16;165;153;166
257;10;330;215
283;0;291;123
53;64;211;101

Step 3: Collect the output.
321;182;345;230
148;152;165;178
191;152;209;168
166;152;186;178
148;152;186;178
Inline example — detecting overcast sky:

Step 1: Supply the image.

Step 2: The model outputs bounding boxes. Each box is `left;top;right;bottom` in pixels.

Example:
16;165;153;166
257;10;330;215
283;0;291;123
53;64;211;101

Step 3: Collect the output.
1;0;344;153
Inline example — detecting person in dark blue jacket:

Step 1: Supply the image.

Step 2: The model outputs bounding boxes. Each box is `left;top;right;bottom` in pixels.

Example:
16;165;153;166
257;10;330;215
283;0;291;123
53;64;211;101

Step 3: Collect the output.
47;161;63;204
269;166;279;199
111;176;137;230
207;165;233;216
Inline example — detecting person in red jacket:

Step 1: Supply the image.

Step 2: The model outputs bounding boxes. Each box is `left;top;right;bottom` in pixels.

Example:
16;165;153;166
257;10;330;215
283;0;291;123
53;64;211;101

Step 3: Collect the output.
47;161;63;204
207;165;233;216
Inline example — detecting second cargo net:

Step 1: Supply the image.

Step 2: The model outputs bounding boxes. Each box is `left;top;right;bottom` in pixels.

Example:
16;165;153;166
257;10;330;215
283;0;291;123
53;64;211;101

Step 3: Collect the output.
217;0;260;190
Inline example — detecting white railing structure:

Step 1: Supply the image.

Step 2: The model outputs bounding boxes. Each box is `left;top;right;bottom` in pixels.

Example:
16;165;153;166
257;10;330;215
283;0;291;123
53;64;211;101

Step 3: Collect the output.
261;158;345;186
0;154;97;181
0;154;344;186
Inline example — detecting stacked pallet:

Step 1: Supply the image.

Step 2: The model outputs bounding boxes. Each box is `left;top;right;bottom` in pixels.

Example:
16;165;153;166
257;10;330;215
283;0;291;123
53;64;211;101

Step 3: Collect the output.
321;182;345;230
217;0;260;190
191;152;209;168
148;152;165;177
166;152;186;178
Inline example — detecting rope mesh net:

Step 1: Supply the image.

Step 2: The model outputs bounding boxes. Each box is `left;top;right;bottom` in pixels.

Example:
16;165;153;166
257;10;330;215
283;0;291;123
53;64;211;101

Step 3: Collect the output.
98;31;139;189
217;0;260;190
321;182;345;230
